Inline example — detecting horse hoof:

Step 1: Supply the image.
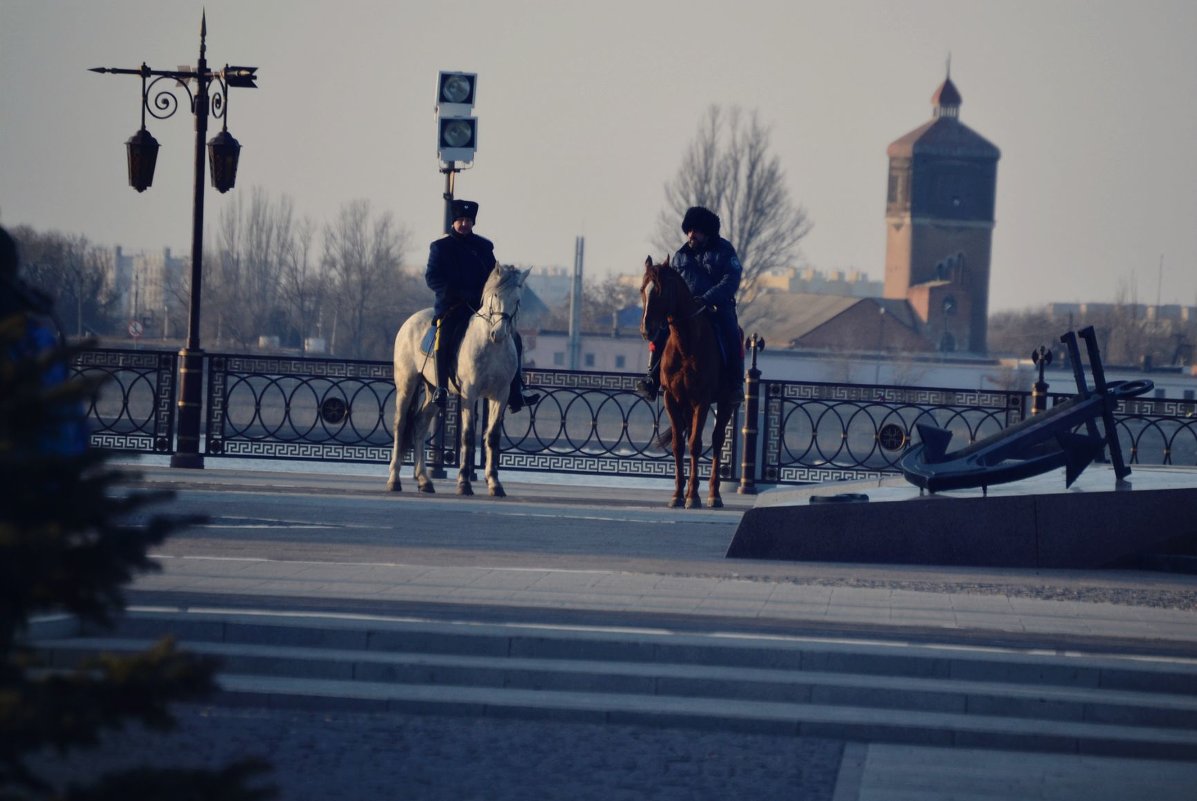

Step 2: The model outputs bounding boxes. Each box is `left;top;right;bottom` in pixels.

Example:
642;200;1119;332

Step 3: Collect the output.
386;481;401;492
417;483;435;494
708;497;724;509
667;497;683;508
489;485;506;498
685;497;700;509
458;484;474;497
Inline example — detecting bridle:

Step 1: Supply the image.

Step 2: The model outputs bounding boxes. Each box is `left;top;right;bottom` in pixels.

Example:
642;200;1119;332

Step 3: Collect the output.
470;289;520;331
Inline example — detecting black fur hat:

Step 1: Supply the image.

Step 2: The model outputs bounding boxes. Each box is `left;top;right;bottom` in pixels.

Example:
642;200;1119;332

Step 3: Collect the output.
681;206;720;238
450;199;479;222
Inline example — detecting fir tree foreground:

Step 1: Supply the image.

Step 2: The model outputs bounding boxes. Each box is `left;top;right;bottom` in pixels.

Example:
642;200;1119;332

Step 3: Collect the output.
0;314;275;801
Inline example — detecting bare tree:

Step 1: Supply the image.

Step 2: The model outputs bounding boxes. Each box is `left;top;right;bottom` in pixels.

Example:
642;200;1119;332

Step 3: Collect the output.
277;215;325;350
207;188;299;349
538;276;641;334
987;307;1057;358
655;105;812;323
10;226;119;337
322;200;411;360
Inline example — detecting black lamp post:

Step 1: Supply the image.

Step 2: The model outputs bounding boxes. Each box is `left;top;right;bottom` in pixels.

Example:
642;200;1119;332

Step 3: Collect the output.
91;13;256;469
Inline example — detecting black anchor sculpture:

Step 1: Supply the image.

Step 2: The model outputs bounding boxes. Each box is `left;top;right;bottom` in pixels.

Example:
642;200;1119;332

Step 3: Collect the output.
900;326;1153;495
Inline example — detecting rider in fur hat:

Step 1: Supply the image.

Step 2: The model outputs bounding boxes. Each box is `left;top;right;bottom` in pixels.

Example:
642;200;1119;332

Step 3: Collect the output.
636;206;744;402
425;200;539;412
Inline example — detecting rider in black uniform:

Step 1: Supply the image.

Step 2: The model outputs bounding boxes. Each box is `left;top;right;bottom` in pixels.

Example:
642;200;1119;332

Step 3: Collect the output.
636;206;744;401
424;199;539;412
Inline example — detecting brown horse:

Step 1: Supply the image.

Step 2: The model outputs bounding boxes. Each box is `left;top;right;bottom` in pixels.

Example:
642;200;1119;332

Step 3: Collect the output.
640;257;741;508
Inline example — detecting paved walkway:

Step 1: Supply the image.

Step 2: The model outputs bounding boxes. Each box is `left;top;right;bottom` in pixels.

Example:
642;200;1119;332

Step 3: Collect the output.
102;459;1197;799
125;461;1197;653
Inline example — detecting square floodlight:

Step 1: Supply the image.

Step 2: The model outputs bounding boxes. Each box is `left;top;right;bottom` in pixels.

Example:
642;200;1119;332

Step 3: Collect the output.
437;116;477;163
436;71;477;117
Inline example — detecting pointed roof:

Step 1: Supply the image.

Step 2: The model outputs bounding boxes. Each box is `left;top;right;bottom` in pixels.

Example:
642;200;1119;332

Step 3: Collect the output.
887;72;999;161
931;76;962;112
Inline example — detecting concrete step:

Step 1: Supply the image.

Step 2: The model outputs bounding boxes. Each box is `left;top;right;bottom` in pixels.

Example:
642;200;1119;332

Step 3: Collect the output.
31;608;1197;759
213;676;1197;760
41;636;1197;732
62;608;1197;695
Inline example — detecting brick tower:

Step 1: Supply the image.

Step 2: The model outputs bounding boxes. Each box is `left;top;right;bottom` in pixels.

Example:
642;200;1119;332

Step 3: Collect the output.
883;70;1000;353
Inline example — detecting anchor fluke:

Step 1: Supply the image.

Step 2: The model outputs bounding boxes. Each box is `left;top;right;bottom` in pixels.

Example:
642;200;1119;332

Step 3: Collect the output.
915;424;953;463
1057;432;1103;488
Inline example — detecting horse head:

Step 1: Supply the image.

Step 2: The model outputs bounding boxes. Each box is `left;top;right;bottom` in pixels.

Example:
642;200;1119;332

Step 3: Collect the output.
640;255;687;341
482;263;527;343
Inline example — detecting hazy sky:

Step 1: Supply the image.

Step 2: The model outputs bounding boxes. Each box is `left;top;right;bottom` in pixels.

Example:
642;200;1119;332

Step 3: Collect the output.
2;0;1195;312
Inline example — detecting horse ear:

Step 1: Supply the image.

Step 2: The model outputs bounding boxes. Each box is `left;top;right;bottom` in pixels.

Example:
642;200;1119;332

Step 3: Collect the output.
521;267;531;283
645;256;653;269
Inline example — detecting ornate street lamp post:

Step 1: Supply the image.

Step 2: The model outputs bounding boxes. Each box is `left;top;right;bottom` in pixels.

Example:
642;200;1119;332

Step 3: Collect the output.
91;14;257;469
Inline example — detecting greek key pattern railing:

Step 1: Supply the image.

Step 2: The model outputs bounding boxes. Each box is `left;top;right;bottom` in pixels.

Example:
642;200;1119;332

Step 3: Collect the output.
499;368;738;479
71;348;176;453
761;381;1025;484
205;353;398;460
74;348;1197;482
1051;393;1197;467
203;352;462;469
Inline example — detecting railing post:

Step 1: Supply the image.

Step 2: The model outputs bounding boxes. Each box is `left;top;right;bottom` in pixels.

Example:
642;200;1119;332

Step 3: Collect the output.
430;402;447;479
1030;345;1051;416
738;333;765;495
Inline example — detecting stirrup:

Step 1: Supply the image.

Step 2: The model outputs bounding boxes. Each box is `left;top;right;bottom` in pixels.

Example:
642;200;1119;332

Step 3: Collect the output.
431;386;447;408
635;376;658;402
508;391;540;413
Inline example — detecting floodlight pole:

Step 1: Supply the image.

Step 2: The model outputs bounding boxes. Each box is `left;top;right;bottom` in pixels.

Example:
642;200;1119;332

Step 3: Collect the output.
440;163;459;235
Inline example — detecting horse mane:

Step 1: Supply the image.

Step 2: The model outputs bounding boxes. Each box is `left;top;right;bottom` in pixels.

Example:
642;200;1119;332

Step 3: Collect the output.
642;258;694;300
486;263;523;296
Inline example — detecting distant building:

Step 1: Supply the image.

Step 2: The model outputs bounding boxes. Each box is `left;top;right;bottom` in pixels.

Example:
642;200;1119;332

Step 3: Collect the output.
521;329;649;374
738;70;1000;356
108;246;188;339
883;70;1000;353
756;266;882;298
524;266;573;307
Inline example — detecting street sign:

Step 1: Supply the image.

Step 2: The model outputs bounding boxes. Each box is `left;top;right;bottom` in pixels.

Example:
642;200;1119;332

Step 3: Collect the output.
128;320;144;338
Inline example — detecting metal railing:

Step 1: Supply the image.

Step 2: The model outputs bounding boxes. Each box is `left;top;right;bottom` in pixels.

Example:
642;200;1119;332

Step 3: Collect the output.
72;347;1197;485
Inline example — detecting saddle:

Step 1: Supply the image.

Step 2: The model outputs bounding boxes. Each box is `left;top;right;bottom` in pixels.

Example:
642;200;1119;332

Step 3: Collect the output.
419;325;437;356
421;320;462;389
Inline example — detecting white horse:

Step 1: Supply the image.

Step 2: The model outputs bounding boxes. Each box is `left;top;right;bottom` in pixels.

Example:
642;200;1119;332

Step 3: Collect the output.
386;263;529;497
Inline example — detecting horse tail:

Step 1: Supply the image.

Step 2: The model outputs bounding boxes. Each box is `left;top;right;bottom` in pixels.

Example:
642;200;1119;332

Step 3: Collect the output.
655;426;673;449
398;390;421;453
400;414;414;454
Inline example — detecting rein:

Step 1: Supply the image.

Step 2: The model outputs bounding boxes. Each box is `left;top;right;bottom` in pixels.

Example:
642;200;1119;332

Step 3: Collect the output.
669;302;706;325
654;272;705;326
468;291;520;326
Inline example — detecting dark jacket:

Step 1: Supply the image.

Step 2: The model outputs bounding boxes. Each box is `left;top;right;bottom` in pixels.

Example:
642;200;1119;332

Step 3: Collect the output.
670;237;742;313
425;232;496;320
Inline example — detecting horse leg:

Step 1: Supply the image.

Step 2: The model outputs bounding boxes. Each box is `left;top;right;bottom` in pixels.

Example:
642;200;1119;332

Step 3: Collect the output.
413;395;437;493
386;395;404;492
457;396;475;496
707;399;737;508
387;376;420;492
664;395;686;508
685;403;709;509
484;398;506;497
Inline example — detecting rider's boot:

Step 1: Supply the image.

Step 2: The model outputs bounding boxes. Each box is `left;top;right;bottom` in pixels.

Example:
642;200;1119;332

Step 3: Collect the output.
431;320;449;409
635;352;662;402
507;331;540;413
508;374;540;413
